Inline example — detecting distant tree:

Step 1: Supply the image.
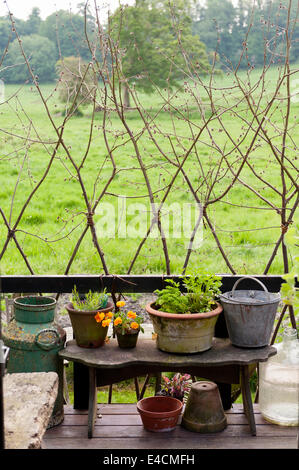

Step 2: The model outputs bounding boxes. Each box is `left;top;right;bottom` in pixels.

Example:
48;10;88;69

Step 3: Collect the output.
56;56;97;115
2;34;56;83
192;0;239;67
24;7;42;35
109;0;209;107
39;10;94;61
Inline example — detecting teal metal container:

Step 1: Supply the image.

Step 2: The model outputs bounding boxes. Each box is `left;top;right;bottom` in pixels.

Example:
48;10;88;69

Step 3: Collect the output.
2;296;66;428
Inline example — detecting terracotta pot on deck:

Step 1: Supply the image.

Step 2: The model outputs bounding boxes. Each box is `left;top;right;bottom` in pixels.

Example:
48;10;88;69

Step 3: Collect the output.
181;381;227;433
137;396;183;432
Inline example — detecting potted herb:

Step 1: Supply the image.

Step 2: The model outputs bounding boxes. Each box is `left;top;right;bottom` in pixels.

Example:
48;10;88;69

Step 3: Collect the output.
66;286;114;348
145;272;223;353
113;301;144;348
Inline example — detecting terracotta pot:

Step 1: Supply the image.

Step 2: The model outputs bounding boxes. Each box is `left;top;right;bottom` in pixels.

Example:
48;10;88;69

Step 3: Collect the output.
137;396;183;432
66;301;113;348
145;301;223;354
181;381;227;433
116;329;139;349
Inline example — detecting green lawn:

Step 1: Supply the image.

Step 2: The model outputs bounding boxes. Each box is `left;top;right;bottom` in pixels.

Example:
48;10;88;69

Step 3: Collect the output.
0;64;298;276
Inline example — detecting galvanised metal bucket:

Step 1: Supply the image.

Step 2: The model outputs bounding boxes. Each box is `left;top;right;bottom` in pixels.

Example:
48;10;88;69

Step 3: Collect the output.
220;277;281;348
2;296;66;428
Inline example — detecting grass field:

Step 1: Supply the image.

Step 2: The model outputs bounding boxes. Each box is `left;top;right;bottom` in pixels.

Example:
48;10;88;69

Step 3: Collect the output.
0;64;298;276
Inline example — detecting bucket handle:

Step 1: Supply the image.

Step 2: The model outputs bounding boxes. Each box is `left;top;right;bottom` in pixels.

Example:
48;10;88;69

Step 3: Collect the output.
35;328;61;351
231;276;270;300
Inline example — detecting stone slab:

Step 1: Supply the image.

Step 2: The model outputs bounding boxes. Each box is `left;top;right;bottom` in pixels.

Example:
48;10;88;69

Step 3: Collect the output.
3;371;58;449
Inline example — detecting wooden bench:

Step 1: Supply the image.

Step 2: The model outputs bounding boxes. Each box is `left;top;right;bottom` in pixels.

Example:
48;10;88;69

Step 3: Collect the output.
59;336;277;438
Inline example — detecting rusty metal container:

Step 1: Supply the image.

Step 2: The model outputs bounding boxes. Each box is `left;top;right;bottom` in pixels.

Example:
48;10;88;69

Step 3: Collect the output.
220;276;280;348
2;296;66;428
181;381;227;432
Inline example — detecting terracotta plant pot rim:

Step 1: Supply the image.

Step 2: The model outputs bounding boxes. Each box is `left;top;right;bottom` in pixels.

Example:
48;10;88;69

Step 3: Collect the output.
66;301;113;315
145;301;222;320
137;396;183;418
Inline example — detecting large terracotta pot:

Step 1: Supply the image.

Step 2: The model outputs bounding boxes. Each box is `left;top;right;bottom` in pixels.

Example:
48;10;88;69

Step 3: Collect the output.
145;301;223;354
66;301;113;348
137;396;183;432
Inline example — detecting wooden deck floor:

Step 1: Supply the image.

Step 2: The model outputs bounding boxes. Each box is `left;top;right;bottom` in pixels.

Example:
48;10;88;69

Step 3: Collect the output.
43;403;299;450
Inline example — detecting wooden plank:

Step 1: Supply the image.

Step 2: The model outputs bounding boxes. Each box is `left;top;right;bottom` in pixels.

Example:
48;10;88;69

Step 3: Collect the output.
43;403;298;450
43;436;297;450
62;403;261;415
45;421;298;439
0;274;291;294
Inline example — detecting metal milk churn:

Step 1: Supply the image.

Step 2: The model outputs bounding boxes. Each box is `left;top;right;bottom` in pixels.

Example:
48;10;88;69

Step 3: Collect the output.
2;295;66;428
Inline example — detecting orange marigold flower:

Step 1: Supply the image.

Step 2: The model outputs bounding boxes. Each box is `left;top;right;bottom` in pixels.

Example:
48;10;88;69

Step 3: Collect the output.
130;322;139;330
127;311;136;319
102;319;111;328
95;312;105;323
114;317;122;326
106;311;113;319
116;300;125;307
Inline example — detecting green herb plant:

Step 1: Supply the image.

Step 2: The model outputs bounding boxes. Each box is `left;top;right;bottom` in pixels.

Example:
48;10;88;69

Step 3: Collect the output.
154;271;222;314
72;285;108;311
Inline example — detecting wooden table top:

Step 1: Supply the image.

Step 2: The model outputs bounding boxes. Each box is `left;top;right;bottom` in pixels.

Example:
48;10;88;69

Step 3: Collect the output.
59;337;277;369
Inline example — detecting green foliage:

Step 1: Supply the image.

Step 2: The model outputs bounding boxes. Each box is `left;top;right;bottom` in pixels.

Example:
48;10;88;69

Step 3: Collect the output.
154;271;222;314
2;34;56;83
109;0;209;98
72;285;108;311
38;10;93;61
155;279;190;313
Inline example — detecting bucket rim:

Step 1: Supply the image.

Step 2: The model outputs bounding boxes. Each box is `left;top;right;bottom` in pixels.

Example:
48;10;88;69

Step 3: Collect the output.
220;290;281;305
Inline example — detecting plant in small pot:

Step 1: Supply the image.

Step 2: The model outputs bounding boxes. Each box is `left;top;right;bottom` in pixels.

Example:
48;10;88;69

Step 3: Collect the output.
145;271;223;353
113;301;144;349
157;373;192;402
66;286;114;348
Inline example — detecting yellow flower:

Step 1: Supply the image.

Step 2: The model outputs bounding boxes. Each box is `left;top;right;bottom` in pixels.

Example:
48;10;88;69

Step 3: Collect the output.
127;311;136;319
102;319;111;328
130;322;139;330
116;300;125;307
94;312;105;323
106;311;113;319
114;317;122;326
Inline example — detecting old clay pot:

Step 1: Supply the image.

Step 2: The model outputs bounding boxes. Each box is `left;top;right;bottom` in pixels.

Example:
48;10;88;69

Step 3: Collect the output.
66;301;114;348
145;302;223;354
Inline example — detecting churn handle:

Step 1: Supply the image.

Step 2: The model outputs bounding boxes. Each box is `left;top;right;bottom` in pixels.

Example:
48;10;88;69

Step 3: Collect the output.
231;276;270;300
35;328;61;351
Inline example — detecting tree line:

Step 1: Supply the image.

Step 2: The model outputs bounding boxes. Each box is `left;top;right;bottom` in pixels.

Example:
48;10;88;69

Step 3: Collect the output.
0;0;298;87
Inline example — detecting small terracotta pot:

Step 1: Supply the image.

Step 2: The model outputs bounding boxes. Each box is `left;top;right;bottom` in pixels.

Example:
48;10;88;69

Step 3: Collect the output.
66;301;113;348
137;396;183;432
116;329;139;349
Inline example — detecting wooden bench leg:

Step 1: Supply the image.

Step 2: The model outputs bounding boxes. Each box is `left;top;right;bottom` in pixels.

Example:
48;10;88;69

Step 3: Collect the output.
240;365;256;436
88;367;97;439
